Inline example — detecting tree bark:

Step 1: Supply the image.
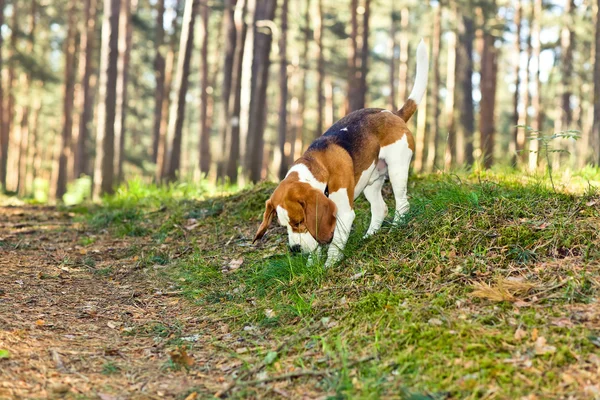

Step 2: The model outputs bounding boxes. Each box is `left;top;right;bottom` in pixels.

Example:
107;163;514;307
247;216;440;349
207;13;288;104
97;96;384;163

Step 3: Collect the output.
276;0;289;180
528;0;542;171
198;2;211;175
1;0;17;191
56;0;79;200
510;0;523;166
0;0;4;191
517;0;533;166
164;0;198;182
114;0;133;184
593;0;600;164
425;3;441;172
347;0;360;112
244;0;277;183
358;0;370;109
93;0;121;197
444;5;458;170
152;0;165;162
73;0;98;179
315;0;324;137
460;11;475;166
216;0;237;179
388;8;397;110
479;32;498;169
297;0;310;154
397;7;409;104
225;0;248;182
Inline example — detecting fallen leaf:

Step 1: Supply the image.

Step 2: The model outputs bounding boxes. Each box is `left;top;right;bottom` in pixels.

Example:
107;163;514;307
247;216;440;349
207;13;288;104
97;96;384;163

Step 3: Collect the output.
0;349;10;359
531;328;539;341
264;351;278;365
586;200;597;207
534;337;556;355
184;392;198;400
514;328;527;341
428;318;443;326
228;258;243;271
170;347;194;368
264;309;276;318
98;394;120;400
35;319;45;326
107;321;122;329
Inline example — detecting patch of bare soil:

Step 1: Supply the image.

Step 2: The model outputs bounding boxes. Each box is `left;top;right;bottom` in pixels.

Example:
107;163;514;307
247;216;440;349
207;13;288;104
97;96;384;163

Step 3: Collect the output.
0;207;223;399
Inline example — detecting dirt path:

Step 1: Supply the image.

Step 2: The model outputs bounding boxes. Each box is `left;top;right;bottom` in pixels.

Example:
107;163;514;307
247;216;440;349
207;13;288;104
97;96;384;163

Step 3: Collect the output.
0;207;223;399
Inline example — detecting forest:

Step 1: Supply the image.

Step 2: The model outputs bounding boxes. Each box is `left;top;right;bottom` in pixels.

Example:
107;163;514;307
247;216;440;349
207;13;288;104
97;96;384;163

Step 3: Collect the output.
0;0;597;201
1;0;600;398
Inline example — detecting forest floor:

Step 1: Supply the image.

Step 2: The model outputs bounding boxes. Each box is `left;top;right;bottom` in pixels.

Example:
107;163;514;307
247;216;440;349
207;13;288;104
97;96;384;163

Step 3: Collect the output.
1;171;600;399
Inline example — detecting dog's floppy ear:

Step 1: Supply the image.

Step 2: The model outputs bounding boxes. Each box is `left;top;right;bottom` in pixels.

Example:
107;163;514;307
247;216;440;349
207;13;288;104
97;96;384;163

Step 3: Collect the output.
303;189;337;244
253;199;275;242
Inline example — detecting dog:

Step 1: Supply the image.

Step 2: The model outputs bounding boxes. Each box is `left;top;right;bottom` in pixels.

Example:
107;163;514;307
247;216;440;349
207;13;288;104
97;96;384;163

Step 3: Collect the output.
254;40;429;267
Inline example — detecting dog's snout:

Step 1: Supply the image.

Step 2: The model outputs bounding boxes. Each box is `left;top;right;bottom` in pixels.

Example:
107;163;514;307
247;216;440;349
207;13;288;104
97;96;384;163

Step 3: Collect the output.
289;244;302;254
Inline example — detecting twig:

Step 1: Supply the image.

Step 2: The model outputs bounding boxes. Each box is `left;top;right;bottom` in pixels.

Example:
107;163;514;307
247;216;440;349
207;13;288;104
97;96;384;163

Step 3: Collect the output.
50;349;67;373
236;355;377;388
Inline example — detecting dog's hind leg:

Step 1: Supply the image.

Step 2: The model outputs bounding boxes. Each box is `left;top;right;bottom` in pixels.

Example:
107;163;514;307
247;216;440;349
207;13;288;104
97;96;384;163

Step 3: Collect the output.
380;135;413;225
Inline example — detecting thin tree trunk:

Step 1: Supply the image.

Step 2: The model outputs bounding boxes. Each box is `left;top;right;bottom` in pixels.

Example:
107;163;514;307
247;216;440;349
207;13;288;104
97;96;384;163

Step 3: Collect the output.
425;3;441;172
56;0;79;200
325;76;334;127
156;47;175;182
216;0;237;179
518;0;532;166
556;0;575;167
460;11;475;166
93;0;121;197
297;0;310;154
397;7;409;103
225;0;248;182
152;0;165;162
528;0;542;171
244;0;277;183
276;0;289;180
1;0;17;191
0;0;4;191
114;0;133;184
164;0;197;182
199;2;211;175
444;6;458;170
388;7;397;110
510;0;523;166
479;32;498;169
73;0;98;178
347;0;360;112
593;0;600;164
315;0;324;136
26;93;42;193
358;0;370;109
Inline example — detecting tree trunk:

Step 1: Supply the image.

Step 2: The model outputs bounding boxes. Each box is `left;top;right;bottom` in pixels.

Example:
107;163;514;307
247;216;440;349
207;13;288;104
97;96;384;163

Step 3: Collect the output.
93;0;121;198
297;0;310;154
156;46;175;182
26;95;43;192
1;0;17;191
276;0;289;180
315;0;324;136
425;3;441;172
460;12;475;166
593;0;600;164
198;2;211;175
164;0;198;182
528;0;542;171
479;32;498;169
0;0;4;191
397;7;409;104
56;0;79;200
216;0;237;180
358;0;370;109
347;0;360;112
510;0;523;166
517;0;532;166
152;0;165;162
444;6;458;170
113;0;133;184
225;0;248;182
244;0;277;183
388;8;397;110
73;0;98;178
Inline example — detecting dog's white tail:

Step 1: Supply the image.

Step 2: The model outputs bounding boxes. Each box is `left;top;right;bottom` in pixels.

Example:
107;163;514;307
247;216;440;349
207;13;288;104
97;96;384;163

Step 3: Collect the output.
396;39;429;122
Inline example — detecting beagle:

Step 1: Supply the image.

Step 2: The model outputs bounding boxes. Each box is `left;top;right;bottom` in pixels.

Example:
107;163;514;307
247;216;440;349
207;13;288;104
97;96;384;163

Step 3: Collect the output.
254;40;429;267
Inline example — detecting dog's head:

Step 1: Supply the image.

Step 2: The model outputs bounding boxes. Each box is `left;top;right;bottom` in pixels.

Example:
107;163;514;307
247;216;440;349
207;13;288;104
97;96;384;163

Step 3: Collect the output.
253;180;337;253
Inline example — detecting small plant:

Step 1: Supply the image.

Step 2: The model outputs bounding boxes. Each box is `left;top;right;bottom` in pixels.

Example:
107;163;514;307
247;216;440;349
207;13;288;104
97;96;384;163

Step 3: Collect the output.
102;361;120;375
519;126;581;191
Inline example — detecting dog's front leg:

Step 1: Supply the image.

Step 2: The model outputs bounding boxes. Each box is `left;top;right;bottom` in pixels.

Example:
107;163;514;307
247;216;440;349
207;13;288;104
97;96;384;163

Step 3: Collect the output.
325;189;355;268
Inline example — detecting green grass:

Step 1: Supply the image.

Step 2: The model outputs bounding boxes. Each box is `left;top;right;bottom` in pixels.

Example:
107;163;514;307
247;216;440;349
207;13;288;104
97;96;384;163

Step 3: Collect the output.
79;169;600;398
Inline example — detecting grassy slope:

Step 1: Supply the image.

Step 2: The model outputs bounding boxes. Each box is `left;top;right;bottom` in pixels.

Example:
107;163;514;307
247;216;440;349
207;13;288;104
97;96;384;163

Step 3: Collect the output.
78;172;600;399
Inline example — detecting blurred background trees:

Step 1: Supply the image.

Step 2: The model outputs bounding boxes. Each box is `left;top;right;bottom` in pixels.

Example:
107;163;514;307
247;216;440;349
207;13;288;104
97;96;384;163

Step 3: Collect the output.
0;0;598;201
